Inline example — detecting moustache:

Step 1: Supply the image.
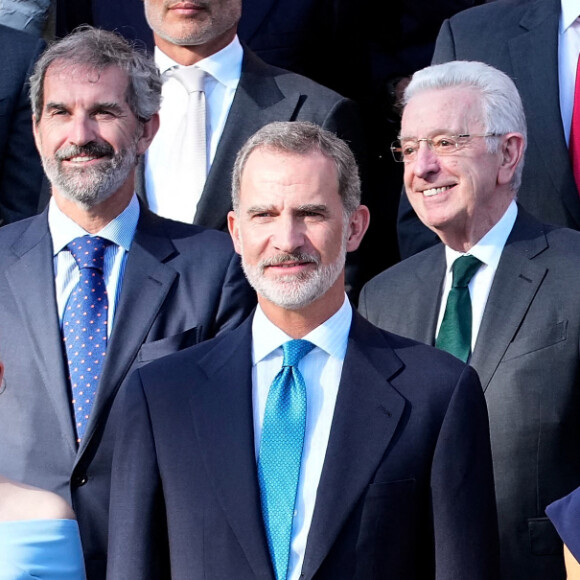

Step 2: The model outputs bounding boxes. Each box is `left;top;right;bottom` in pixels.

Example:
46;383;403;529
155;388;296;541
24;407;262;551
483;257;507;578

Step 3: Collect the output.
165;1;208;9
55;141;115;162
259;252;320;270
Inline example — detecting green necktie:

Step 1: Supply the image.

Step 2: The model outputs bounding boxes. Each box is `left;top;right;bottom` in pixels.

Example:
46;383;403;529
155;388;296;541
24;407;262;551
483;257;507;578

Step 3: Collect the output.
435;255;482;362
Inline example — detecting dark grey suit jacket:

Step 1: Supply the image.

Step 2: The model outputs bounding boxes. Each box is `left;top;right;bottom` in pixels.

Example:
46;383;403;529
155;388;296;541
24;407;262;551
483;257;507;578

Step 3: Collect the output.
397;0;579;258
0;206;255;579
137;47;366;232
0;24;45;225
360;210;580;580
107;312;499;579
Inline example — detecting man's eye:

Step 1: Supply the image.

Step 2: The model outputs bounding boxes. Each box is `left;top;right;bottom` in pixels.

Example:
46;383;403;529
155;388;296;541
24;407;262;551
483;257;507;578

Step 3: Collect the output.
94;110;116;119
435;138;456;149
401;144;417;156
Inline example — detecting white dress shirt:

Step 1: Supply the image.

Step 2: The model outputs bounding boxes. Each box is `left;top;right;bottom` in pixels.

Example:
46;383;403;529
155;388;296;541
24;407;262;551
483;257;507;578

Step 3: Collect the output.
252;296;352;580
436;201;518;351
146;35;243;222
49;194;140;335
559;0;580;144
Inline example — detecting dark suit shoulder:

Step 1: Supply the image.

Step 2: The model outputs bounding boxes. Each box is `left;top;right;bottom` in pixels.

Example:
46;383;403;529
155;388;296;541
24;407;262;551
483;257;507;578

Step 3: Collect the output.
352;312;466;373
137;209;235;252
350;314;479;417
446;0;540;30
0;212;48;258
131;317;252;395
0;23;45;52
434;0;555;63
242;46;345;102
361;243;442;293
507;209;580;259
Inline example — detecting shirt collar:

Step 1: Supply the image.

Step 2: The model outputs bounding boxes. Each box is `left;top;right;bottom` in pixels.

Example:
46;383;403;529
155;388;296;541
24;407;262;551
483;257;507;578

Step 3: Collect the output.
155;35;243;88
252;295;353;365
48;194;140;256
561;0;580;32
444;199;518;272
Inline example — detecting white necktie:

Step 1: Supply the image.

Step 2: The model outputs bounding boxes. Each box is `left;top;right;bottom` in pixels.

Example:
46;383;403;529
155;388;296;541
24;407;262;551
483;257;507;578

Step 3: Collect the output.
162;66;207;221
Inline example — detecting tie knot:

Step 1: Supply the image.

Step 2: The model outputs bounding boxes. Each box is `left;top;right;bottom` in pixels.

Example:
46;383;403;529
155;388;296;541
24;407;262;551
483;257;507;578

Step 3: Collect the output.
451;255;482;288
282;339;315;367
170;66;206;94
67;236;111;270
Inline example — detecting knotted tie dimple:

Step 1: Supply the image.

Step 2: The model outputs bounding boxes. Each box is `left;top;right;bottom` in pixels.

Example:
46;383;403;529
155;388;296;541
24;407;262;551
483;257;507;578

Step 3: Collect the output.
167;66;207;219
63;236;111;443
571;53;580;194
258;339;315;580
435;255;482;362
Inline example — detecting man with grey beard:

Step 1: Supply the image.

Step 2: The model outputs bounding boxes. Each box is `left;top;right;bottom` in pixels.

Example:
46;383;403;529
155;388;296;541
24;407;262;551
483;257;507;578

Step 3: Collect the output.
108;121;499;580
0;26;255;579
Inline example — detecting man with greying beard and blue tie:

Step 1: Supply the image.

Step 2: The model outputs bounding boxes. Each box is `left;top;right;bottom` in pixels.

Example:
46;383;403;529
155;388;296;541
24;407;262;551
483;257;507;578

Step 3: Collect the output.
108;120;499;580
0;26;254;579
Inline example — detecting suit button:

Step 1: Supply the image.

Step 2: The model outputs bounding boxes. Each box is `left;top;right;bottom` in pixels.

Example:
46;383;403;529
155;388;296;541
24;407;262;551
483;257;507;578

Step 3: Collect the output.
72;474;88;487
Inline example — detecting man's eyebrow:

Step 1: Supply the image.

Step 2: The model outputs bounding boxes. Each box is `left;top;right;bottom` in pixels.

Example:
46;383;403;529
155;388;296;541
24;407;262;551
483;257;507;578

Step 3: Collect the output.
295;204;328;213
44;101;126;114
44;101;67;112
246;205;277;214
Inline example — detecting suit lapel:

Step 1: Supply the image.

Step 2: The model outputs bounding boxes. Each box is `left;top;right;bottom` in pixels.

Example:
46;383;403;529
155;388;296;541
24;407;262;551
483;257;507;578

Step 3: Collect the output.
5;214;77;452
79;210;179;453
194;49;305;230
470;212;548;390
190;319;275;579
407;246;446;345
509;0;580;225
301;314;406;580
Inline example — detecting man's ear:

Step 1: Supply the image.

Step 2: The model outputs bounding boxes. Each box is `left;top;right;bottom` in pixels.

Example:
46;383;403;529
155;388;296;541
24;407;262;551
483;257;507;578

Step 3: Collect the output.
136;113;160;155
227;210;242;255
497;132;525;187
346;205;371;252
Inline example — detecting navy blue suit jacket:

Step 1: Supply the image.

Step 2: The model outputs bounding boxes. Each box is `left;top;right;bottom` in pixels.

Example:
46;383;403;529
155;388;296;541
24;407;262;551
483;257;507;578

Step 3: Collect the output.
0;206;255;579
108;312;499;580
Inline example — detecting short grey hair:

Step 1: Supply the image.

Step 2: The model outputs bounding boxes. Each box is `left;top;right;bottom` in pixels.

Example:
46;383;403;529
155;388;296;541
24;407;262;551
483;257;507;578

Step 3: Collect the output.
30;26;161;123
232;121;361;214
404;60;527;192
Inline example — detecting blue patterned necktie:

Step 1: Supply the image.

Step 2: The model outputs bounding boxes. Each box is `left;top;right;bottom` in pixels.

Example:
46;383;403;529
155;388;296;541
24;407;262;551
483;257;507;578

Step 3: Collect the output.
435;255;482;362
62;236;111;443
258;339;315;580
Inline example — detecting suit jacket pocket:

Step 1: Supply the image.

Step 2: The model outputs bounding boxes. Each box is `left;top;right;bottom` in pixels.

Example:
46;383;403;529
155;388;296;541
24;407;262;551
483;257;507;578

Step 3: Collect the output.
503;321;567;362
138;326;202;363
528;517;562;555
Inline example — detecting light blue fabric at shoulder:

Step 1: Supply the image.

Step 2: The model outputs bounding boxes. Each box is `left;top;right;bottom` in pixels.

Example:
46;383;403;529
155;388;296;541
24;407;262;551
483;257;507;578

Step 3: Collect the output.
0;519;86;580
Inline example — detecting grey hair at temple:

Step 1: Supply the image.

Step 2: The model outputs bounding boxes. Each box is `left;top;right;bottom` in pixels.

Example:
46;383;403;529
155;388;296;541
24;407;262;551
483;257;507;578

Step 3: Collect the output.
29;26;161;123
404;60;527;192
231;121;361;215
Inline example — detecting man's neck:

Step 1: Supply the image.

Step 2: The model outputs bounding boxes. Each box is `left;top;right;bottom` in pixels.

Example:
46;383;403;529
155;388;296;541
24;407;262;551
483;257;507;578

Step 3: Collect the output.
52;185;134;234
154;28;237;66
258;285;346;339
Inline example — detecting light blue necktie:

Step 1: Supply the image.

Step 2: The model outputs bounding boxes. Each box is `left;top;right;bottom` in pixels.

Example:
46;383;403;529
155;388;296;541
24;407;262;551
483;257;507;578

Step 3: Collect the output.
258;339;315;580
62;236;111;443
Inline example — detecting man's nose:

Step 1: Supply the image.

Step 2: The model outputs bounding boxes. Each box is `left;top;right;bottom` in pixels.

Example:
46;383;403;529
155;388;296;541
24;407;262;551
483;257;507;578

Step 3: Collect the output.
272;215;306;253
411;141;441;178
